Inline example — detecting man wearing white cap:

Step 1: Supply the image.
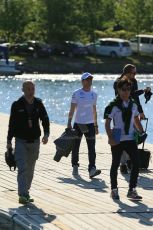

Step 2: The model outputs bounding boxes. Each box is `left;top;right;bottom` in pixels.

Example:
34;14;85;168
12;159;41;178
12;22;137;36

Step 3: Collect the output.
67;72;101;178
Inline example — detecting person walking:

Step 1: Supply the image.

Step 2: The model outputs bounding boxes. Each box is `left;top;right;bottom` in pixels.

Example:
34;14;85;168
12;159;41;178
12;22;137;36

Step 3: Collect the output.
104;78;144;200
67;72;101;178
114;64;151;118
114;64;151;174
7;80;50;204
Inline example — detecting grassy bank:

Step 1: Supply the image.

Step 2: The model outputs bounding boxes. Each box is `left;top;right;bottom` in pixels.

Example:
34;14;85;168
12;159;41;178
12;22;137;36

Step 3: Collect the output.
12;54;153;74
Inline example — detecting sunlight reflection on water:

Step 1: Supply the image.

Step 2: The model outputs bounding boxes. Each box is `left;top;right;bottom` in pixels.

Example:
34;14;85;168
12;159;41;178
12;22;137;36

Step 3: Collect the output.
0;74;153;143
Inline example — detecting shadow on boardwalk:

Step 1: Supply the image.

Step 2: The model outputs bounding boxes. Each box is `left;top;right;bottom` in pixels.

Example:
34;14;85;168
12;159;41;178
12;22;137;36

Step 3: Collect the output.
57;175;108;193
121;170;153;190
114;199;153;227
9;203;56;229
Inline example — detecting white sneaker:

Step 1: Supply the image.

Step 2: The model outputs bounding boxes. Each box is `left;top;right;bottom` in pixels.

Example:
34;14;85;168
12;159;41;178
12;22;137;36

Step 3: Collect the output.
72;165;79;176
89;167;101;179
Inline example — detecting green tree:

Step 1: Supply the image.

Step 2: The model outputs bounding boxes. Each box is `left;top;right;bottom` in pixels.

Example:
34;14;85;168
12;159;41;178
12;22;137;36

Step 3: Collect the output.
0;0;31;41
23;0;47;41
143;0;153;32
44;0;83;42
0;0;153;44
79;0;104;42
115;0;153;34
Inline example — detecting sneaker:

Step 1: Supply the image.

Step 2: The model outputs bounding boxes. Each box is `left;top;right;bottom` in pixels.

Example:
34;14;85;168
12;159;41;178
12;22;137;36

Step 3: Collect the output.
19;195;29;204
89;167;101;179
120;164;128;174
111;188;120;200
127;189;142;200
72;165;79;176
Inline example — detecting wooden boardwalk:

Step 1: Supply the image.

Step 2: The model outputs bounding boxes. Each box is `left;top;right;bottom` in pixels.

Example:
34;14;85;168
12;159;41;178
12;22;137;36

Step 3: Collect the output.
0;112;153;230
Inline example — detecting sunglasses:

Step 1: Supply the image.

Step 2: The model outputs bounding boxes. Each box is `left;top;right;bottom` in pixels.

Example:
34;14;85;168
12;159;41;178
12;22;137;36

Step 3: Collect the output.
121;86;131;91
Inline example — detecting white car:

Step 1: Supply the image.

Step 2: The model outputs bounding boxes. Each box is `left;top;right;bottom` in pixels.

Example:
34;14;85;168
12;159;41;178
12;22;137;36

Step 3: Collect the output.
130;34;153;54
86;38;132;57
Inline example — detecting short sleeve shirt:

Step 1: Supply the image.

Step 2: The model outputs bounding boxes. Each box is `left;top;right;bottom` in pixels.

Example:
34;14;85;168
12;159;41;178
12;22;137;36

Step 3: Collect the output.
108;100;139;141
71;88;97;124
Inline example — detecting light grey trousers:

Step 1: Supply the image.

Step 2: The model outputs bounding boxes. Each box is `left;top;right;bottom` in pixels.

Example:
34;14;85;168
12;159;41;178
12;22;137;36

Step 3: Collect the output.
14;138;40;196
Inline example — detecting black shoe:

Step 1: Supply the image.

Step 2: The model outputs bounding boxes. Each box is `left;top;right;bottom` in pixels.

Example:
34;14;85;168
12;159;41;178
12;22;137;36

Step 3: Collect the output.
111;188;120;200
127;189;142;201
89;168;101;179
72;165;79;176
120;164;128;174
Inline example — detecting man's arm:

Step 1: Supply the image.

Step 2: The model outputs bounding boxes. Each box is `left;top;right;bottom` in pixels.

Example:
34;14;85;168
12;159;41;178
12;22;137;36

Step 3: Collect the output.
39;101;50;144
93;105;98;134
132;80;150;119
135;87;151;97
67;103;76;128
7;102;16;149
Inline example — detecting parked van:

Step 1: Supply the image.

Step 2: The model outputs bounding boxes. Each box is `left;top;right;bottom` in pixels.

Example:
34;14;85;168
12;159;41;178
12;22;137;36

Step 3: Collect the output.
86;38;132;57
130;34;153;55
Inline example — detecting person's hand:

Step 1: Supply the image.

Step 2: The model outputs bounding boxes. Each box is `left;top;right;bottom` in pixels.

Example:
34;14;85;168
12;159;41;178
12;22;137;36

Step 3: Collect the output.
140;112;145;120
144;87;151;93
42;136;48;144
6;143;12;150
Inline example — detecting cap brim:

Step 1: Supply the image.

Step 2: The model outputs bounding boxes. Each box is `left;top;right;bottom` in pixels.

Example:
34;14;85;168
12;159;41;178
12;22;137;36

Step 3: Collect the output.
83;76;93;80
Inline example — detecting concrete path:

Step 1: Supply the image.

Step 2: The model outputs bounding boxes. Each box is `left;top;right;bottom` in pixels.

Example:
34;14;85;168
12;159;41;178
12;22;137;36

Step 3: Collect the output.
0;112;153;230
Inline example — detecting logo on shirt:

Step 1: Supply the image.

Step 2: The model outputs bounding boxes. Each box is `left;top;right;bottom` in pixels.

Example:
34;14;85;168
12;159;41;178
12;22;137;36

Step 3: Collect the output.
79;91;85;98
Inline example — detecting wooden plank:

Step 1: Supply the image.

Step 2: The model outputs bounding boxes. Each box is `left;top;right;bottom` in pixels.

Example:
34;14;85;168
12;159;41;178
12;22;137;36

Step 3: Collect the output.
0;112;153;230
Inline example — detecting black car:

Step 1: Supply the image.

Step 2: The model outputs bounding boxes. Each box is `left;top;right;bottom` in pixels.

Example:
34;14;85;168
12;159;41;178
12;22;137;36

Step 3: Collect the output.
52;41;88;57
10;41;52;58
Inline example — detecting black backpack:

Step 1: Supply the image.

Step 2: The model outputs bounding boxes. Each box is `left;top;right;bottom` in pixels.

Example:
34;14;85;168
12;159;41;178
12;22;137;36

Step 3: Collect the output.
5;148;16;171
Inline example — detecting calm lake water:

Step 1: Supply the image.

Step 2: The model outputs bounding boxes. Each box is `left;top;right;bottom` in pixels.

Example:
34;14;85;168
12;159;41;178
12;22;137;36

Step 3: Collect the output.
0;73;153;143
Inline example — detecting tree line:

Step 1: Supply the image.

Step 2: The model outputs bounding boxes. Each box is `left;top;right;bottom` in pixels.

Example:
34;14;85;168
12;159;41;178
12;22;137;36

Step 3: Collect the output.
0;0;153;44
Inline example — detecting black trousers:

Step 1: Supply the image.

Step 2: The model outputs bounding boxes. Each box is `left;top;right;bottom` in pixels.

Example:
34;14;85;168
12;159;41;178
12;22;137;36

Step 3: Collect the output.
72;123;96;171
110;140;139;190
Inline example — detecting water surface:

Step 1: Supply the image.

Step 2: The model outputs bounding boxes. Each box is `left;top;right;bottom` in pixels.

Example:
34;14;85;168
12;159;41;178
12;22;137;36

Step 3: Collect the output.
0;73;152;143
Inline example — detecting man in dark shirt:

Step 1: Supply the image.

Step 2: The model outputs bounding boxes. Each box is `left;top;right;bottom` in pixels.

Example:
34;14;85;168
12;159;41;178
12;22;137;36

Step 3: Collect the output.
7;80;50;204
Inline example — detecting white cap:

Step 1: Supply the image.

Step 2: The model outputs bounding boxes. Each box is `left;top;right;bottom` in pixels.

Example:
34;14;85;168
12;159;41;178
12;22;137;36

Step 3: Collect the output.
81;72;93;80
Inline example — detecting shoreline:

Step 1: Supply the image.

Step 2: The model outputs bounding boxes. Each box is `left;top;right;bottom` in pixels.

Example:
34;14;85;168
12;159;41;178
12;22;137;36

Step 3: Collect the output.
13;54;153;75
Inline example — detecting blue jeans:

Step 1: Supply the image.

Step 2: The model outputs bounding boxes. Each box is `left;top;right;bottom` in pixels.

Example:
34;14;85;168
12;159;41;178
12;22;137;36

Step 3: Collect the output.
110;140;139;190
72;123;96;172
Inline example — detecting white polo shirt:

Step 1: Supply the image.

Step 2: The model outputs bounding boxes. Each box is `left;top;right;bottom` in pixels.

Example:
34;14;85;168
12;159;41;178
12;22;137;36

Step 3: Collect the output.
108;100;139;141
71;88;97;124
